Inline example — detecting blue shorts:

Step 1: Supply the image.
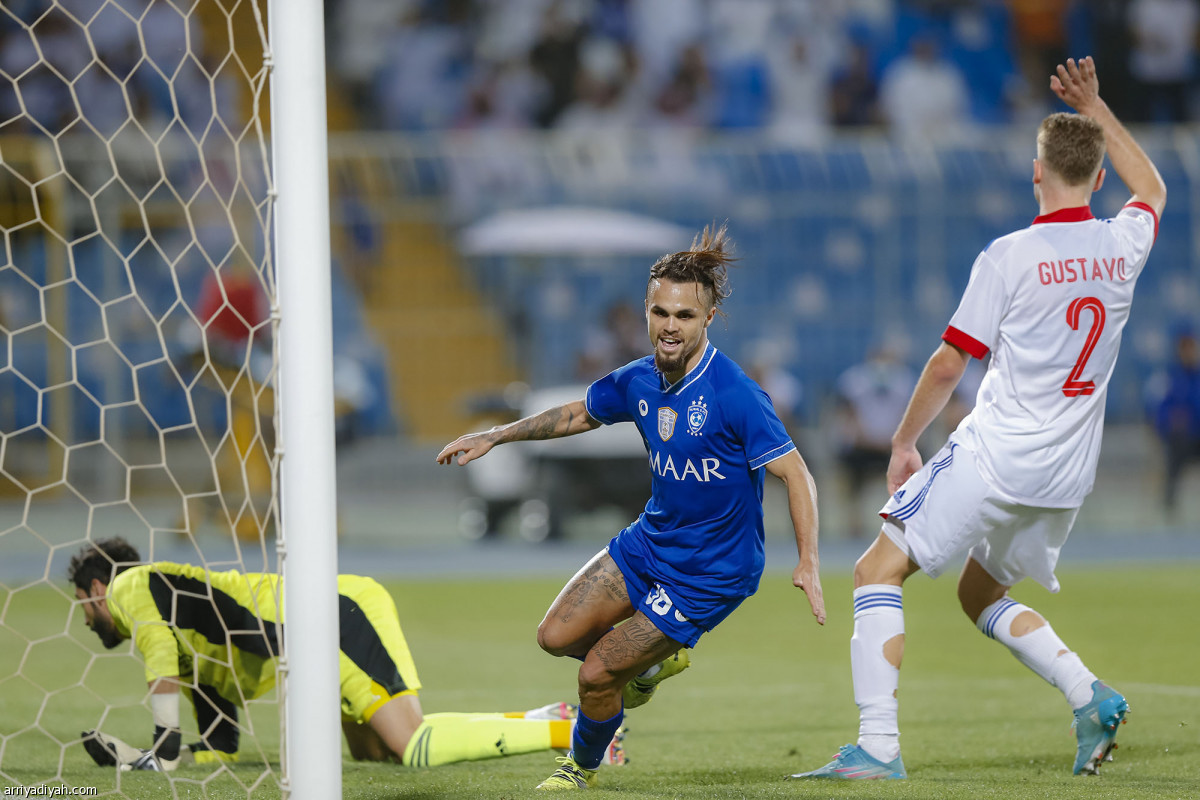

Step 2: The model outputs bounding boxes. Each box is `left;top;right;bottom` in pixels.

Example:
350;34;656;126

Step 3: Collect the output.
607;532;748;648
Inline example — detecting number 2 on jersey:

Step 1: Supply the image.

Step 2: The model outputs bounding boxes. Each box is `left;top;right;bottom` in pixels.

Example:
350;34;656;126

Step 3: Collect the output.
1062;297;1105;397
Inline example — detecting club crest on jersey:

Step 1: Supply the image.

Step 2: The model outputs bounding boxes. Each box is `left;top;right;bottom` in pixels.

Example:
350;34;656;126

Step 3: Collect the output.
686;396;708;436
657;407;677;440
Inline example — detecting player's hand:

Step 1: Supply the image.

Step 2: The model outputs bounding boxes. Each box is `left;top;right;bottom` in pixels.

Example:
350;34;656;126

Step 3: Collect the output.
1050;56;1099;115
886;445;922;495
436;431;496;466
81;731;178;771
81;730;142;768
792;561;825;626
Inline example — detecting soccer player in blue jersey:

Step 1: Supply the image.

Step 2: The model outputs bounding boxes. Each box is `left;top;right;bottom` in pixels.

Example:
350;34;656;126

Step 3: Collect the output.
438;225;825;790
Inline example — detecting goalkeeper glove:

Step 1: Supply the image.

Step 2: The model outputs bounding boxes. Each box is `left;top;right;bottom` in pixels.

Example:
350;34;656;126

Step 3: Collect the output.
81;730;142;767
81;729;180;772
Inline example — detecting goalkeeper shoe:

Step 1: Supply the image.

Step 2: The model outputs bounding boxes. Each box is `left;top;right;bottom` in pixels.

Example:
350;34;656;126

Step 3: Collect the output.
1073;681;1129;775
525;701;578;721
622;649;690;709
535;755;597;790
788;744;907;780
123;749;178;772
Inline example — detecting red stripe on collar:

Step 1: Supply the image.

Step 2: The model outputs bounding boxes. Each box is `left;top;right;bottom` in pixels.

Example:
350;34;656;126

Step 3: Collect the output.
1032;206;1094;225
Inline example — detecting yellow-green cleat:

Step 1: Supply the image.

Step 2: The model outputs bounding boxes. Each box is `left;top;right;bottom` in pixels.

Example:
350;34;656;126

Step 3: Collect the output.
535;755;597;790
622;649;690;709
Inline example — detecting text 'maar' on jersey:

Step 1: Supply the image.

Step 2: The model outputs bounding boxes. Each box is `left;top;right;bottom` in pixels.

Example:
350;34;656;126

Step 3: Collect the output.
940;203;1158;507
584;344;795;603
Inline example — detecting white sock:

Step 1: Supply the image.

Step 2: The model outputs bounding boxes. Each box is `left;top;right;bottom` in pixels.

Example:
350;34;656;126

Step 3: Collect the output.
977;598;1097;709
637;663;662;680
851;585;904;763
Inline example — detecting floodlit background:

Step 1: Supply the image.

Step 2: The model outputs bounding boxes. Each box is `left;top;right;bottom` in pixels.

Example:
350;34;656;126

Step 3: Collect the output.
325;0;1192;558
1;0;1199;581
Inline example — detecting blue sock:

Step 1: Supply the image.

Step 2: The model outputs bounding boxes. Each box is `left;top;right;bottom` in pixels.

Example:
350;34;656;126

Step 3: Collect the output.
570;708;623;770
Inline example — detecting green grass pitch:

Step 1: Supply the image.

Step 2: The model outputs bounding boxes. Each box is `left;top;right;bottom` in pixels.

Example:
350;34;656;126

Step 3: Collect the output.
1;564;1196;799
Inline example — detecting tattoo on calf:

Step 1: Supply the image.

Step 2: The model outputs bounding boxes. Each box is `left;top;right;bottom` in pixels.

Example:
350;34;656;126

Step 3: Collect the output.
592;615;665;671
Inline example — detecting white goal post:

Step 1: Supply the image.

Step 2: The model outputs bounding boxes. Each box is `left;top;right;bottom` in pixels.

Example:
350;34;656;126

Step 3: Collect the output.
270;0;342;797
0;0;341;796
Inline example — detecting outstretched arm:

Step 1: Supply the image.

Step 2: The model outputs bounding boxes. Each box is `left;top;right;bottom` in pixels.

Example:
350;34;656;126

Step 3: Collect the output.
1051;56;1167;217
765;450;825;626
436;400;602;466
888;342;970;494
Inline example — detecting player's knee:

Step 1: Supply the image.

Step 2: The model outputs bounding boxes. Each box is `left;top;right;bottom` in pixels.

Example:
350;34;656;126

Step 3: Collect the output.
852;552;894;588
536;620;572;657
851;556;874;588
576;659;621;700
852;533;913;588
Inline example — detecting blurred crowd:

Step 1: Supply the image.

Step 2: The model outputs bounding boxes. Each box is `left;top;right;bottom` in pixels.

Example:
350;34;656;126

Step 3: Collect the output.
2;0;1195;142
331;0;1200;140
0;0;238;139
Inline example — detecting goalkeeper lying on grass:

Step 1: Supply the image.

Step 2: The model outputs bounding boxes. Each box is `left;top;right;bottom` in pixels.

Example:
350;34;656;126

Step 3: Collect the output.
68;537;624;771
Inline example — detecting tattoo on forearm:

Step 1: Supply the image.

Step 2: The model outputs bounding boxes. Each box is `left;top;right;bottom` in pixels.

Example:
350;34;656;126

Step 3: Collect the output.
511;406;565;440
498;403;598;445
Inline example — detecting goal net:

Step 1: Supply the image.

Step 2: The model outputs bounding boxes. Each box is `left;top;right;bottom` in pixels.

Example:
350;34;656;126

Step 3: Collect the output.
0;1;292;796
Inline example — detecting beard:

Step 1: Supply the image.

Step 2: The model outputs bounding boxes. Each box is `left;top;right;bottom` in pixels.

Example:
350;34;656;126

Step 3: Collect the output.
654;349;688;375
91;617;123;649
655;333;702;376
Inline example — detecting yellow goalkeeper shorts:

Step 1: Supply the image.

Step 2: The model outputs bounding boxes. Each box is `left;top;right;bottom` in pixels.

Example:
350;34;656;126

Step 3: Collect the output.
336;575;421;723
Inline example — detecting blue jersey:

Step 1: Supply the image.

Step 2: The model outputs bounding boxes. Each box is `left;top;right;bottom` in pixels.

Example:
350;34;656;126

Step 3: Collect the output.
585;343;795;619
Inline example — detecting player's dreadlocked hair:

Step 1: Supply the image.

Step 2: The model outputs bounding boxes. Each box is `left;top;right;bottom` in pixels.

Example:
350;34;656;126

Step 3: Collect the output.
67;537;142;591
1038;112;1105;187
647;223;735;315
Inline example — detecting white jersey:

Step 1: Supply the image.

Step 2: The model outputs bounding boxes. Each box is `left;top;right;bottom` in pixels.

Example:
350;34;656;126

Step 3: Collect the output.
944;203;1158;507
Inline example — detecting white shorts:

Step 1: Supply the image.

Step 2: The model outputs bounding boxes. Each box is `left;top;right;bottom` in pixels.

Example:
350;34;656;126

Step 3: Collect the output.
878;439;1079;592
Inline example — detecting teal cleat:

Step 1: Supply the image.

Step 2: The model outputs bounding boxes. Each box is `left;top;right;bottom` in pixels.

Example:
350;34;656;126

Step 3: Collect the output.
788;744;906;780
1073;680;1129;775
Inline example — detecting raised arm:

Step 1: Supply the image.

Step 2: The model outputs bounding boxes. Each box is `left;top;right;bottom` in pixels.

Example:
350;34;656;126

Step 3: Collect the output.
436;400;602;466
888;342;970;494
765;450;825;626
1051;56;1167;217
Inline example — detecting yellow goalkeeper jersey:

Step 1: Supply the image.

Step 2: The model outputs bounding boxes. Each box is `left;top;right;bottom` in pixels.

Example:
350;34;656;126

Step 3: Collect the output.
105;564;420;722
106;563;282;704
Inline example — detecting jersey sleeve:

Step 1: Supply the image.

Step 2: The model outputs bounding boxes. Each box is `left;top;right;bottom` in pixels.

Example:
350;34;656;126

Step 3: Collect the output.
585;364;636;425
944;249;1008;359
728;379;795;470
108;568;182;684
1108;203;1158;279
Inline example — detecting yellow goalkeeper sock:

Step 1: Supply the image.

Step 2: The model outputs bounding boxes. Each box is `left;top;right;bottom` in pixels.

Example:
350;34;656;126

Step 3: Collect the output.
401;713;572;766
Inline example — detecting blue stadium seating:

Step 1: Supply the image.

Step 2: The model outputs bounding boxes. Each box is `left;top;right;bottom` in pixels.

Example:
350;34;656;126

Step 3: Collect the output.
455;138;1194;425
